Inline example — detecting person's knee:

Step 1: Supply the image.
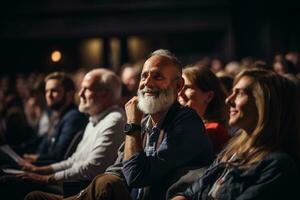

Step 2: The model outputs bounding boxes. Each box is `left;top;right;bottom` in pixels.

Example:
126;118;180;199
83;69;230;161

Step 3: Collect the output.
89;173;128;198
25;191;45;200
93;174;123;188
25;191;62;200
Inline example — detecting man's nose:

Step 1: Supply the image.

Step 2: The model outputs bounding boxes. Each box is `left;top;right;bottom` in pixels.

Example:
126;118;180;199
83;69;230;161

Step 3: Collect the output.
46;91;52;99
78;88;84;97
144;76;154;88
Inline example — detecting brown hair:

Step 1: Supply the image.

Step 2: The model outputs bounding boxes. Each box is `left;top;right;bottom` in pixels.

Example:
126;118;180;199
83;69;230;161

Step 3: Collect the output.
183;66;227;123
44;72;75;92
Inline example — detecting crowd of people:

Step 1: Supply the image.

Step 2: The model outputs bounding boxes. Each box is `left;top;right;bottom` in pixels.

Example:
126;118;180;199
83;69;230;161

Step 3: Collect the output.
0;49;299;200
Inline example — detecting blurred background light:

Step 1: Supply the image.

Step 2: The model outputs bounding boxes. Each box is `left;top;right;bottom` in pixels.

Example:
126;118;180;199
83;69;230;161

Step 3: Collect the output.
51;50;62;63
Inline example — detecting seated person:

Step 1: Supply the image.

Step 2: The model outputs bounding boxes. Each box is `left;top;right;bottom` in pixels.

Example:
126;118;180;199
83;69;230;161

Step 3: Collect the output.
25;49;214;200
178;66;230;154
171;68;299;200
23;72;88;163
0;69;126;200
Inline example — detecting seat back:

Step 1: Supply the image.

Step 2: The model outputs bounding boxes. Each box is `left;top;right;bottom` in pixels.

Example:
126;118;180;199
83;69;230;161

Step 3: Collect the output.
63;130;84;159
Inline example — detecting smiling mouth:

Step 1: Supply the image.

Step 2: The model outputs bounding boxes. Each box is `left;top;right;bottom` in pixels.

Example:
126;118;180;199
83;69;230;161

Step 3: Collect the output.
143;91;159;97
144;92;155;96
229;111;238;116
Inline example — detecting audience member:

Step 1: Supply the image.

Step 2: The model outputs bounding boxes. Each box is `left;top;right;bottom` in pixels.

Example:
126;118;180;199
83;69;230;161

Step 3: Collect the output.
22;72;87;163
285;51;300;72
178;66;230;153
118;63;143;107
119;63;142;94
0;90;34;154
273;58;298;75
251;60;270;70
22;78;50;154
210;58;223;74
224;61;241;77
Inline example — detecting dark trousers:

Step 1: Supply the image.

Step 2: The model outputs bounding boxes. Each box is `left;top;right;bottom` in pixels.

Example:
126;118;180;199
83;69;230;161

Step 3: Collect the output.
0;174;61;200
26;174;132;200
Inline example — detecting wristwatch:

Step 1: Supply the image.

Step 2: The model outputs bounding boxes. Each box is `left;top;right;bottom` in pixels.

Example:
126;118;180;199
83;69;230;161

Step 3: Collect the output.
124;123;141;135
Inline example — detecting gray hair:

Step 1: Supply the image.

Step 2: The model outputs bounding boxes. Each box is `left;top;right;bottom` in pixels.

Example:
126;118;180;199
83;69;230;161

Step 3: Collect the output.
150;49;182;77
91;68;122;102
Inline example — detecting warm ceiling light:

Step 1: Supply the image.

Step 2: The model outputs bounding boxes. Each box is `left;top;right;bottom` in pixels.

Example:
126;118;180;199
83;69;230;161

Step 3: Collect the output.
51;50;62;62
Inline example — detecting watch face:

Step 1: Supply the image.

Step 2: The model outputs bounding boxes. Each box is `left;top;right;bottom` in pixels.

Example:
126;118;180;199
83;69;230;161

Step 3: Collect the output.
124;123;141;134
124;123;132;132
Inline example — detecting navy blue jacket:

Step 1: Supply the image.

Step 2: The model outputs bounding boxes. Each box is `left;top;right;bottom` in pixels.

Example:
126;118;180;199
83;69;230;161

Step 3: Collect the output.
36;104;88;162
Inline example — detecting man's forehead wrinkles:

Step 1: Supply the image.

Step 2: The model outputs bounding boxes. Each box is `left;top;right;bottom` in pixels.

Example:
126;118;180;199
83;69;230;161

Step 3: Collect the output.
142;67;161;75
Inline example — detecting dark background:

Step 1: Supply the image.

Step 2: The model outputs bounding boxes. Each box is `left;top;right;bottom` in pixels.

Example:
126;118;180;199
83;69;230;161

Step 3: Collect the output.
0;0;299;75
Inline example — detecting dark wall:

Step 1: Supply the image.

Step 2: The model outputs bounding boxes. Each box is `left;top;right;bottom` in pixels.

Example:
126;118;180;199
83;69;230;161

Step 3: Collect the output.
0;0;299;75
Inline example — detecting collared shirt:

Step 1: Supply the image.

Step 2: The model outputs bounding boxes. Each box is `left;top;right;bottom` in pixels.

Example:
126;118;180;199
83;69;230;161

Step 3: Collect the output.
51;105;126;182
136;114;167;200
143;111;168;157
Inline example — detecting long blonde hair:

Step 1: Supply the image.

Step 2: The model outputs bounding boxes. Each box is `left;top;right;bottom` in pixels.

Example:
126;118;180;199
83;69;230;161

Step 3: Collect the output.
220;69;296;168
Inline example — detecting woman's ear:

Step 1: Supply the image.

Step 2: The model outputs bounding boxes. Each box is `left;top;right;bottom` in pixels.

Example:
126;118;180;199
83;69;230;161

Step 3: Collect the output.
206;91;214;104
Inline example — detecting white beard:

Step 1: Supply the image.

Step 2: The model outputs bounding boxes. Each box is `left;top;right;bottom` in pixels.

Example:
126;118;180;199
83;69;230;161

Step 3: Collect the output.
137;86;175;114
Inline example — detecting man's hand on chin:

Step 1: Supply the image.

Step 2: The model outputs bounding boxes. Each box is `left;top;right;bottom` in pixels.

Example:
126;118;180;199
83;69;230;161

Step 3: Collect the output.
125;96;143;124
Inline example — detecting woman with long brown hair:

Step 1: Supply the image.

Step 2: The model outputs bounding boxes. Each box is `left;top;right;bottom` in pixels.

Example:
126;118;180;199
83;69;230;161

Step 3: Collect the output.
178;66;230;153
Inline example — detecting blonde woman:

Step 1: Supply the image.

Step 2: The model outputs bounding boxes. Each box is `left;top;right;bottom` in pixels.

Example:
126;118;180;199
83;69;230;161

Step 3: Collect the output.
172;69;299;200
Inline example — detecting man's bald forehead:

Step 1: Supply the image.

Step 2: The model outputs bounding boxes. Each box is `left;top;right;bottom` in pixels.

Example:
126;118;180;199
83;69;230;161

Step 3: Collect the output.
145;55;174;66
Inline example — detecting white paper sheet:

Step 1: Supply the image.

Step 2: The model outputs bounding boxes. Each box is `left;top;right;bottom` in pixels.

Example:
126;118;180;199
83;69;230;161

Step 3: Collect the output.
2;168;25;174
0;145;23;163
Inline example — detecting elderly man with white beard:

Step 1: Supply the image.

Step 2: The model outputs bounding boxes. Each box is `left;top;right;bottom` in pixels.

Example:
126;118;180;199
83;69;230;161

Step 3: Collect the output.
25;50;214;200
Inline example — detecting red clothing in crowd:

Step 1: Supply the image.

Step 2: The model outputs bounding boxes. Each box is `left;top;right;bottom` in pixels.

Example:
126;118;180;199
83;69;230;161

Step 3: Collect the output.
205;122;230;153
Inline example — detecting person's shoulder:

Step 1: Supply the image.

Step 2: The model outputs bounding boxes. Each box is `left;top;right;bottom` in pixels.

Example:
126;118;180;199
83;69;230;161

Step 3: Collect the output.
175;104;201;119
166;104;204;131
108;106;125;116
104;106;126;122
264;151;294;163
64;105;80;115
258;151;297;172
62;106;86;121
